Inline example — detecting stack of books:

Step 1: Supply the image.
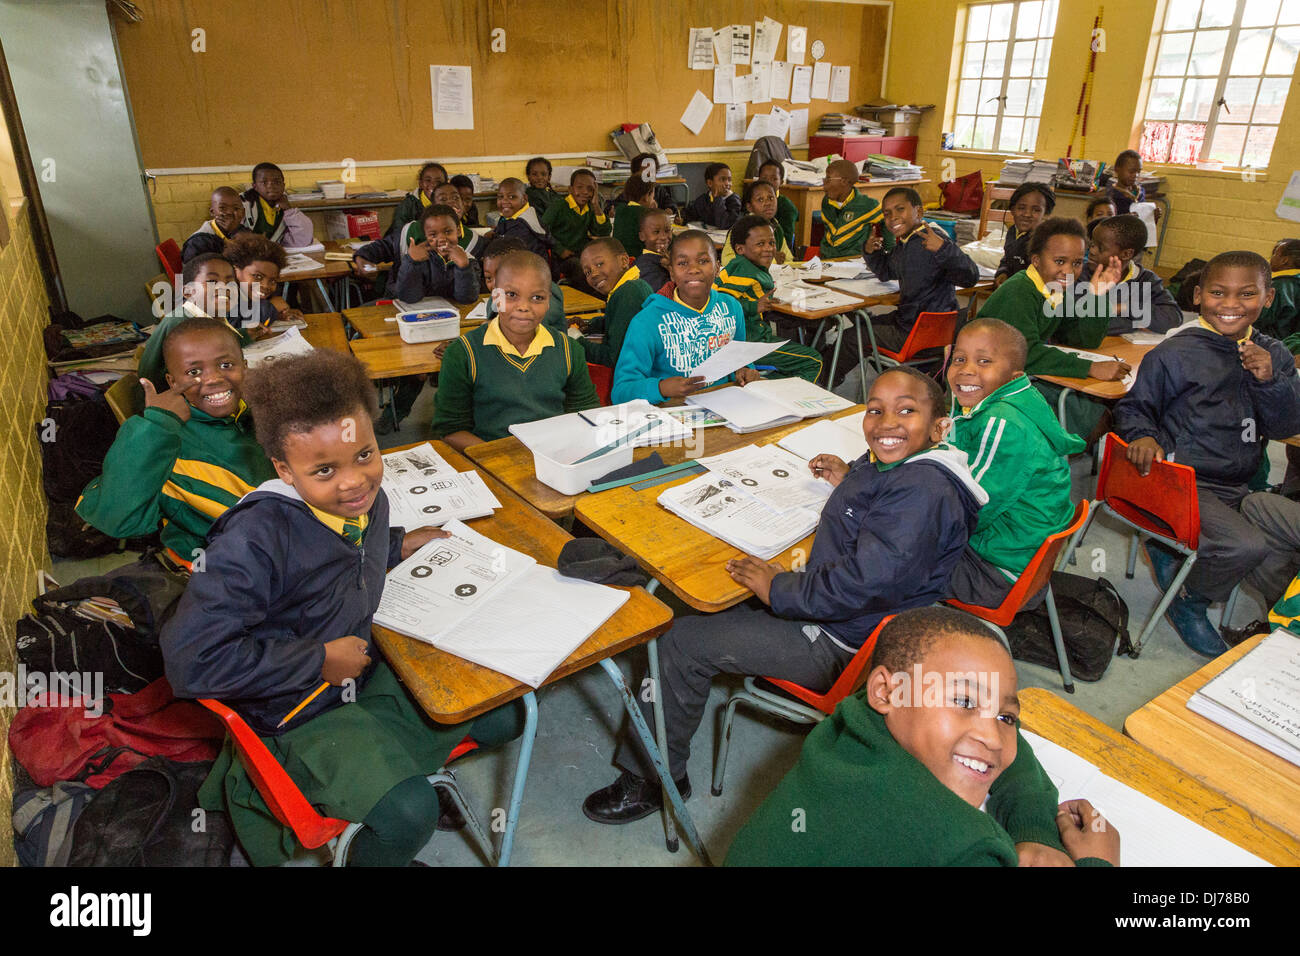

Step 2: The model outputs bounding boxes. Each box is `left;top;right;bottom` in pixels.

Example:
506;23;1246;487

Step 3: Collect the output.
998;158;1057;185
468;174;498;193
817;113;886;136
585;156;632;183
865;153;922;180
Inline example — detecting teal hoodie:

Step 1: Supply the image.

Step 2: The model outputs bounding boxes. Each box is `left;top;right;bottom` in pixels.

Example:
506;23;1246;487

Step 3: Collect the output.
948;374;1085;579
611;287;748;405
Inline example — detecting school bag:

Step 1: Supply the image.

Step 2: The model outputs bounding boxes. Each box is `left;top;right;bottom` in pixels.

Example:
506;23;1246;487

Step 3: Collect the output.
12;780;96;867
36;385;118;505
939;169;984;214
1166;257;1207;312
35;555;188;642
65;757;234;867
1003;572;1132;681
744;136;794;179
16;602;162;696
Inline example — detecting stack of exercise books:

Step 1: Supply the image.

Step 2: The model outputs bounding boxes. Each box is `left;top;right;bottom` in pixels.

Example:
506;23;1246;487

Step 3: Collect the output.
381;442;501;529
585;156;632;183
865;154;922;180
684;378;854;434
817;113;885;136
998;158;1057;185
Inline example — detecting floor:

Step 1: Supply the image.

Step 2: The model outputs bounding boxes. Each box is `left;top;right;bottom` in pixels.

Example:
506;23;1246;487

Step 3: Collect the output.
49;382;1284;867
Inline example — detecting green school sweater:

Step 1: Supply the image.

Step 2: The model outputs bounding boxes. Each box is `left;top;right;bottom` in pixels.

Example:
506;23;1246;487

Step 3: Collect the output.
612;202;646;258
775;193;799;250
579;266;653;367
1259;270;1300;354
726;693;1103;867
977;266;1112;378
819;187;889;259
949;375;1086;579
714;253;776;342
526;185;562;216
540;194;612;257
76;403;275;559
392;191;431;236
430;320;599;442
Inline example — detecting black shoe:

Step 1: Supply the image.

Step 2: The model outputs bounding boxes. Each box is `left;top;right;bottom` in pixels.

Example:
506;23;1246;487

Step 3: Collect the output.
1221;618;1268;648
582;770;692;825
435;788;467;832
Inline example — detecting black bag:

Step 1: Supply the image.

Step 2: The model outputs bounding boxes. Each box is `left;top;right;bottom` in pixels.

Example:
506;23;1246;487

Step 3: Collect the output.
1166;257;1207;312
36;392;118;504
44;502;125;560
16;603;164;695
35;556;188;641
65;757;234;867
12;781;96;867
1004;572;1132;682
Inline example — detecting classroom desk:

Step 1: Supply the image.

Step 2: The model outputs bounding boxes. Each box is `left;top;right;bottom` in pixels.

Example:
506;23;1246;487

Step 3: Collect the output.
276;239;381;312
343;287;605;338
349;335;445;378
1021;687;1298;865
777;179;931;249
1124;634;1300;846
766;286;890;403
1034;335;1156;427
299;312;349;353
285;186;400;212
370;441;709;865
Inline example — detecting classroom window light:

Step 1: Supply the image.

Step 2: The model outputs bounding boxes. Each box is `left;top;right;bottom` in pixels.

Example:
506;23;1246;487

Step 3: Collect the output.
1139;0;1299;169
950;0;1059;154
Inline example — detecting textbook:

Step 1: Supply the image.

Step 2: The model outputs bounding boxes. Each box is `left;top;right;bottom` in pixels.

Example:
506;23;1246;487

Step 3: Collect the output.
373;519;629;687
381;442;501;529
777;411;868;462
1187;629;1300;768
686;378;854;433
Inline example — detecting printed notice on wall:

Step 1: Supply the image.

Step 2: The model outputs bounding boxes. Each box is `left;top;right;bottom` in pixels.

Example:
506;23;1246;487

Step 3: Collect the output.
1278;171;1300;222
431;65;473;130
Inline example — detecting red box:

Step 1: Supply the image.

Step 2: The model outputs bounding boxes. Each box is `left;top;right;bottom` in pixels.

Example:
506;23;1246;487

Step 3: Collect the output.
325;208;380;240
808;134;918;164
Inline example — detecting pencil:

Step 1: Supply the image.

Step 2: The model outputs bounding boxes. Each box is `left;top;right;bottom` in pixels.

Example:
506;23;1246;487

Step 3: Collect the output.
278;681;330;728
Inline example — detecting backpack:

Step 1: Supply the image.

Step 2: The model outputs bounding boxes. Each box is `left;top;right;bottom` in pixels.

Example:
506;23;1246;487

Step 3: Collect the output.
1167;257;1207;312
1003;572;1132;681
939;169;984;214
65;757;234;867
44;501;126;560
745;135;794;179
36;390;118;504
16;603;163;695
35;555;188;641
12;780;96;867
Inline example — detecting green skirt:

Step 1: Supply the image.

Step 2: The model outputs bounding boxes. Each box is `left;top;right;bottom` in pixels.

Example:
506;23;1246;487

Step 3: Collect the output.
200;660;524;866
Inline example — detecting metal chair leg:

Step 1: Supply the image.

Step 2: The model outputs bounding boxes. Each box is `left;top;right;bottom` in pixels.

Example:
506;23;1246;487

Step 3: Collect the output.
1135;552;1198;655
1044;584;1075;693
1126;533;1140;579
712;690;753;797
495;690;537;867
852;311;869;405
427;771;496;865
330;822;365;867
645;636;678;853
1221;584;1240;628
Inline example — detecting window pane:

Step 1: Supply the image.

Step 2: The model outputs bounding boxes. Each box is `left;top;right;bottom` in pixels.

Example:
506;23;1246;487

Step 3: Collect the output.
963;42;985;78
954;115;976;148
1041;0;1058;34
1027;77;1046;115
1199;0;1236;27
1033;38;1053;75
1231;28;1275;71
1243;0;1281;25
967;3;991;41
1253;77;1291;121
1266;25;1300;71
1165;0;1201;30
1021;117;1039;151
999;116;1024;151
1010;39;1036;75
979;77;1004;112
1189;29;1229;74
1178;77;1218;119
985;40;1008;75
1222;76;1260;117
988;2;1014;39
1243;125;1278;165
973;115;997;150
1208;123;1247;164
1147;78;1184;119
1156;32;1193;75
1005;78;1030;114
1171;122;1207;163
1016;0;1044;36
957;80;980;114
1142;121;1175;162
1281;0;1300;22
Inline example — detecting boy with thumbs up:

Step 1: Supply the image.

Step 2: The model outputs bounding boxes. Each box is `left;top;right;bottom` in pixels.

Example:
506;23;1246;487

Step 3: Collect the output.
390;204;481;305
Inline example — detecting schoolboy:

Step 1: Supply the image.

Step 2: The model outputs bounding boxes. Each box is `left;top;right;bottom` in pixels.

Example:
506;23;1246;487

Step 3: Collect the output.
683;162;741;230
611;230;760;405
430;251;598;449
489;177;549;257
1107;149;1154;218
575;238;652;368
240;162;313;247
450;174;480;227
390;204;480;305
478;237;567;336
181;187;249;262
1258;238;1300;352
758;159;799;252
818;159;887;259
993;183;1054;286
138;253;250;389
540;168;611;291
945;319;1085;606
726;608;1119;866
633;208;673;292
163;350;523;866
525;157;562;215
1082;214;1182;334
611;175;654;258
390;162;449;240
715;215;822;382
1116;250;1300;656
719;180;793;264
79;317;275;564
977;217;1127;441
223;232;305;328
353;185;482;294
583;368;989;822
1085;197;1117;241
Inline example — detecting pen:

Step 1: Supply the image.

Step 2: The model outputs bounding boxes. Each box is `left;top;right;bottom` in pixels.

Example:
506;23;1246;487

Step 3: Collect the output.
753;365;777;371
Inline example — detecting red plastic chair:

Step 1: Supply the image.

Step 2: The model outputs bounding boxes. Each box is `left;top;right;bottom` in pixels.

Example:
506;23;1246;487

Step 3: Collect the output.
156;238;183;277
198;699;490;865
587;362;613;406
711;615;893;796
868;310;959;370
947;499;1091;692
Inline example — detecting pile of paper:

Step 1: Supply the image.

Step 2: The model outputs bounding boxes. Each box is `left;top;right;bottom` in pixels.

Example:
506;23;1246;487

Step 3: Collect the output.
685;378;854;434
242;326;315;368
381;443;501;529
998;158;1057;185
509;400;694;466
770;279;869;312
277;253;321;276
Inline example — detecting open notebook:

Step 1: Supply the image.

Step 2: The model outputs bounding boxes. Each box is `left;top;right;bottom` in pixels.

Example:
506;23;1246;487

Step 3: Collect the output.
686;378;854;433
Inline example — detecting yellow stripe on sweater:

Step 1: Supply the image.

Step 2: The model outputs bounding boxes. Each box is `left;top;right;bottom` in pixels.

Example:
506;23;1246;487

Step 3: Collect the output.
171;459;258;501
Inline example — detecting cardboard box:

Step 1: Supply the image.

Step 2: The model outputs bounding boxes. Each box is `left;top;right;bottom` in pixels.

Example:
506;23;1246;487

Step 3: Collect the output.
325;209;380;241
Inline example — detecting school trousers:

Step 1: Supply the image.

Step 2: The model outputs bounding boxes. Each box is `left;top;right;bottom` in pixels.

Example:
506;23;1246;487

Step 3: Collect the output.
613;602;856;781
1179;478;1273;602
1239;490;1300;605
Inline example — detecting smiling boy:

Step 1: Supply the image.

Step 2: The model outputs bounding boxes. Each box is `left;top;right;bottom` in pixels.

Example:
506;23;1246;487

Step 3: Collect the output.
633;208;674;292
240;162;313;247
390;204;480;305
818;159;887;260
726;607;1120;866
541;168;611;292
1081;214;1182;335
489;177;549;257
182;187;251;262
575;238;652;368
683;163;741;230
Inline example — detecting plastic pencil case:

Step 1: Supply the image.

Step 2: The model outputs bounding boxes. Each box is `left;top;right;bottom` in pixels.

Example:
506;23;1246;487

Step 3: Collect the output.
396;309;460;343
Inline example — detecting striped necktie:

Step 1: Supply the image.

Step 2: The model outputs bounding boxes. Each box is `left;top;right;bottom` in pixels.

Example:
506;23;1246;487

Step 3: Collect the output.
342;517;365;547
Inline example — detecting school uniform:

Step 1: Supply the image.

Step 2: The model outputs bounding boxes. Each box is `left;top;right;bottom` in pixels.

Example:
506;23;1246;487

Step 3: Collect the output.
484;280;569;336
1258;269;1300;353
540;194;611;258
719;219;793;265
774;193;799;253
76;401;274;562
578;266;653;368
1080;260;1183;335
181;220;250;263
614;444;988;782
358;221;484;294
862;224;981;351
1107;181;1145;216
390;247;480;305
162;480;523;866
946;375;1086;606
390;189;434;239
818;187;887;259
525;185;563;216
490;203;550;258
726;694;1089;866
714;254;823;382
137;303;266;390
611;287;748;405
609;188;679;218
634;252;669;293
430;319;599;442
611;202;646;258
239;188;313;247
993;223;1030;282
683;190;742;230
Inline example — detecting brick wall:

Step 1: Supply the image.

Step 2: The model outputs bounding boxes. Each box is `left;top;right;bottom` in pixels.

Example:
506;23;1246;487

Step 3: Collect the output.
0;182;53;866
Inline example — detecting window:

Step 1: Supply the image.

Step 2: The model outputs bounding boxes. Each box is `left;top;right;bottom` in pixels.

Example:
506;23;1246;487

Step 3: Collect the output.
951;0;1058;153
1140;0;1300;169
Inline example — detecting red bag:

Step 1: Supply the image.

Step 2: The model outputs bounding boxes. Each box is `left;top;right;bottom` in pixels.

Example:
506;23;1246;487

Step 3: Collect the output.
940;170;984;214
8;677;223;788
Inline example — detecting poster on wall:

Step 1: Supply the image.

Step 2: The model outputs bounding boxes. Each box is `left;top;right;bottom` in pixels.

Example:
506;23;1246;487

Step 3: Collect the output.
1278;171;1300;223
431;65;474;130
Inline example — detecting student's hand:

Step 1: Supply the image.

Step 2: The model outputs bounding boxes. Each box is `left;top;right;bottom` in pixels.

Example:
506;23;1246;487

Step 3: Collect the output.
1015;842;1074;867
245;326;274;342
1240;339;1273;382
735;367;763;386
433;340;452;360
726;555;784;605
1126;436;1165;476
406;237;432;263
277;306;305;324
774;250;787;265
1088;359;1130;382
863;233;885;254
993;273;1009;288
558;248;573;260
808;454;850;486
658;376;708;398
141;377;195;422
756;293;775;315
1090;255;1124;295
644;194;659;210
321;635;370;685
441;241;470;269
921;224;947;252
401;526;451;560
1056;798;1120;866
1153;206;1162;224
350;256;378;277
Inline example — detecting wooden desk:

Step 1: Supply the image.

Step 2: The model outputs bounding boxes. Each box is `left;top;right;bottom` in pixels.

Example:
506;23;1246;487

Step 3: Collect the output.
779;179;931;249
343;301;485;338
1125;634;1300;845
1034;336;1156;400
286;186;400;212
299;312;349;353
572;405;864;613
349;335;445;378
1022;687;1298;866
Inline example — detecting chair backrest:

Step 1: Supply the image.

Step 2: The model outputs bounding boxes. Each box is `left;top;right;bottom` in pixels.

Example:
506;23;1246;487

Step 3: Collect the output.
197;699;349;850
764;614;894;715
104;372;144;424
1095;432;1200;550
885;310;958;362
977;184;1018;240
949;499;1090;627
156;238;183;277
587;362;613;406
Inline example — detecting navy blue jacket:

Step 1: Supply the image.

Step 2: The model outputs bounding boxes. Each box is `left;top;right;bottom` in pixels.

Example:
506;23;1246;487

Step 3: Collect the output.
1080;260;1183;335
391;250;480;305
491;212;549;258
1114;327;1300;486
994;224;1030;281
767;446;987;649
684;192;742;230
634;252;670;294
161;481;406;736
865;227;980;333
